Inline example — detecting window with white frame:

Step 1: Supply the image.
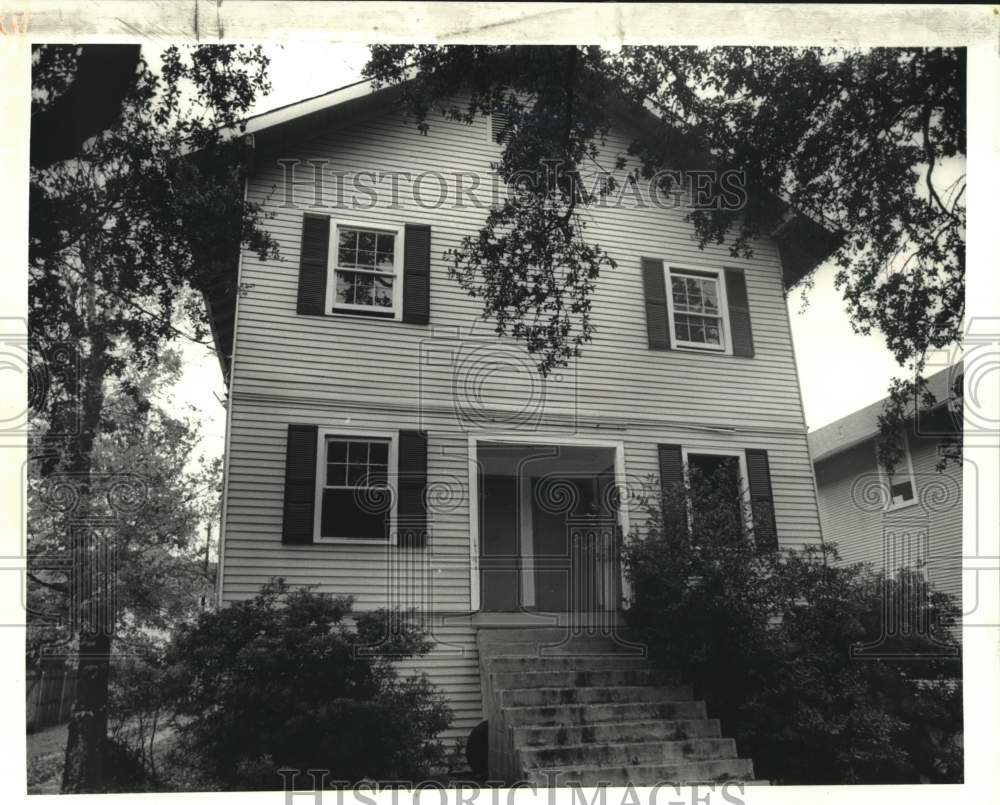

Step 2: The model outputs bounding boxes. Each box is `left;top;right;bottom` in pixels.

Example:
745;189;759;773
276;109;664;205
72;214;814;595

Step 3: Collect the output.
316;433;394;541
877;435;917;511
683;450;751;532
666;267;728;351
329;222;403;315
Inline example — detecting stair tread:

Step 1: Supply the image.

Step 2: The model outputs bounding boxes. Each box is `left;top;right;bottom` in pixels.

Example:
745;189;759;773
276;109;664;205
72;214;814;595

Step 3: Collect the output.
521;737;734;752
528;757;754;773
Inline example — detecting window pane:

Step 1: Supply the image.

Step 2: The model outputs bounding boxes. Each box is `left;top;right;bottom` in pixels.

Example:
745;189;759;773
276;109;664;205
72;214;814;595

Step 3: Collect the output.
376;233;395;253
674;314;691;342
374;276;394;307
357;231;377;251
687;279;703;310
375;251;395;271
354;275;374;305
326;462;347;486
338;246;357;267
335;271;355;304
703;284;718;312
339;230;357;250
369;442;389;464
320;488;388;540
688;318;706;343
705;322;721;344
891;481;915;504
671;277;687;307
327;440;347;462
347;462;368;486
348;442;369;462
356;249;375;267
369;463;388;486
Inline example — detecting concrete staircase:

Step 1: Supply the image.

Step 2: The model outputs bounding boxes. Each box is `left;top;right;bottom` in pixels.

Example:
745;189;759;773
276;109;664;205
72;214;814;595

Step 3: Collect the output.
476;627;761;786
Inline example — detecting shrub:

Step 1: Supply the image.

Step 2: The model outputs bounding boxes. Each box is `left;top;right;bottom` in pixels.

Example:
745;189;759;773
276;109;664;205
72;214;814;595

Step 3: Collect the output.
160;579;452;789
623;468;962;784
108;642;169;781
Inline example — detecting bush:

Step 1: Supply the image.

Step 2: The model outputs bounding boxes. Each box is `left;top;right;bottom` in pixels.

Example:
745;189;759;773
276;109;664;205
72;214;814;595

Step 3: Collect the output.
108;642;169;781
160;579;453;789
623;467;962;784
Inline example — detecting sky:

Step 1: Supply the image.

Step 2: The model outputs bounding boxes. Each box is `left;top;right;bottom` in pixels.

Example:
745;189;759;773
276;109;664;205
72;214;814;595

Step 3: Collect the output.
170;42;943;466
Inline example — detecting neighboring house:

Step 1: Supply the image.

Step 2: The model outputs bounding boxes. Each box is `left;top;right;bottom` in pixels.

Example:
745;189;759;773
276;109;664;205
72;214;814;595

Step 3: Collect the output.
808;365;964;604
202;79;838;783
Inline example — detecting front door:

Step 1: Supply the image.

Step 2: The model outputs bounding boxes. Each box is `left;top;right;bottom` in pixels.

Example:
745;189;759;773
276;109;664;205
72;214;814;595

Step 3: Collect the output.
529;472;620;612
477;442;622;613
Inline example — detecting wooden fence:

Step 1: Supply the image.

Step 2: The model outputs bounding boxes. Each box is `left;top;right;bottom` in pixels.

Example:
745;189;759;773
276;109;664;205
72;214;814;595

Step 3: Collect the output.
26;669;76;732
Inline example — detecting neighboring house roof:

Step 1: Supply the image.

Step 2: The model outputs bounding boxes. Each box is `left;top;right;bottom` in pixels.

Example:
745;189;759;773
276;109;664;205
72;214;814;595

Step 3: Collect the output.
807;363;963;463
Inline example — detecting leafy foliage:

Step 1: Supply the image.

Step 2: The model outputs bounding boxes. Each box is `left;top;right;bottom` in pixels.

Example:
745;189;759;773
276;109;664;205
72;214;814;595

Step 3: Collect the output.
27;352;219;665
29;45;277;792
31;44;278;442
160;579;453;789
365;45;964;423
623;470;962;784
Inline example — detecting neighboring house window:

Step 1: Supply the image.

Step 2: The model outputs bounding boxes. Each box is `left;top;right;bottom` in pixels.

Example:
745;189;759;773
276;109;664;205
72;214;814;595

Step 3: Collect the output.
327;221;404;317
666;266;729;352
878;435;917;511
314;430;396;542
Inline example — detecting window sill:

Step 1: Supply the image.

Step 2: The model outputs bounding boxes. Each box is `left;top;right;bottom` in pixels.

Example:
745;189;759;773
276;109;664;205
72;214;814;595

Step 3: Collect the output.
314;536;397;545
329;307;398;320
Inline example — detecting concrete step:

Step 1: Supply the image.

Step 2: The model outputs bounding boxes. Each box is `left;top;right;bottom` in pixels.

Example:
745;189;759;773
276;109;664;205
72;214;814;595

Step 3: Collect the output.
521;737;739;769
486;655;654;673
502;699;707;727
513;718;723;748
524;757;756;787
492;667;678;690
500;684;694;708
482;639;643;659
477;627;634;645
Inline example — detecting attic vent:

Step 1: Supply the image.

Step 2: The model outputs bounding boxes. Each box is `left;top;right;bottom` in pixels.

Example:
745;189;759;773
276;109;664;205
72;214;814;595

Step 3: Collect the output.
489;105;514;144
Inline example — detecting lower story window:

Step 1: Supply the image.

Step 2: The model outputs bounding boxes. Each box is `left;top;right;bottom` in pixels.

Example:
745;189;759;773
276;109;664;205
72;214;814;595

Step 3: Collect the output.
318;436;392;540
684;451;750;533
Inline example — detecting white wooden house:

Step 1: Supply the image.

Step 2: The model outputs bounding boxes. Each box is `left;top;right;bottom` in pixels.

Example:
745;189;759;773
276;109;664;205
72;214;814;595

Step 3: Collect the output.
203;78;839;784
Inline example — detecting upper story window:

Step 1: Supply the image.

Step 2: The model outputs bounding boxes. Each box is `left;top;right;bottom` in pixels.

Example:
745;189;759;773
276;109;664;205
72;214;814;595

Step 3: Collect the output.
666;267;729;352
877;433;917;511
327;221;404;318
488;103;515;144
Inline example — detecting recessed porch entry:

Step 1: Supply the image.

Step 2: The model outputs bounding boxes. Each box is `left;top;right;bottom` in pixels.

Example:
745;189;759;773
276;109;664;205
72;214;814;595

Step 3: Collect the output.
475;441;623;614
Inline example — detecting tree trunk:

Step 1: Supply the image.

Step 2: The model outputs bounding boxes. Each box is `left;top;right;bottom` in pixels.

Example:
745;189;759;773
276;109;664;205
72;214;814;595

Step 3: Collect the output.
60;310;113;794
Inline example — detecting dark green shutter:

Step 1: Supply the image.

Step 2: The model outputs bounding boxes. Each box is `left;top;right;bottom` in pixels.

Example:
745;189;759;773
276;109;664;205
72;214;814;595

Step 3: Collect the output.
657;444;688;538
282;424;318;544
745;449;778;553
642;258;670;350
403;224;431;324
297;215;329;315
397;430;428;547
724;268;754;357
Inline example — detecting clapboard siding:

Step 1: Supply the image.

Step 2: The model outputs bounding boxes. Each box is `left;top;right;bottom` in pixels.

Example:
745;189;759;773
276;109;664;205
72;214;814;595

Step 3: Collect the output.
219;94;826;742
813;433;963;602
232;100;808;432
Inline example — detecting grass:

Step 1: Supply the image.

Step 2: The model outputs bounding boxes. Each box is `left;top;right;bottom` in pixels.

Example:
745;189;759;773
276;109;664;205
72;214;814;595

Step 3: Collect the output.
26;723;67;794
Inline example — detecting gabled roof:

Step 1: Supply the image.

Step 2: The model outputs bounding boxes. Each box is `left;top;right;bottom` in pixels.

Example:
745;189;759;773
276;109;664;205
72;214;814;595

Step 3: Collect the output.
206;76;843;384
240;77;842;287
807;363;963;463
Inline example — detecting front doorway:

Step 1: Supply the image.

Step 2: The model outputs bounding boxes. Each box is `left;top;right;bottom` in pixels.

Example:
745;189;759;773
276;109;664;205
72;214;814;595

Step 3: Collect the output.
476;441;623;614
